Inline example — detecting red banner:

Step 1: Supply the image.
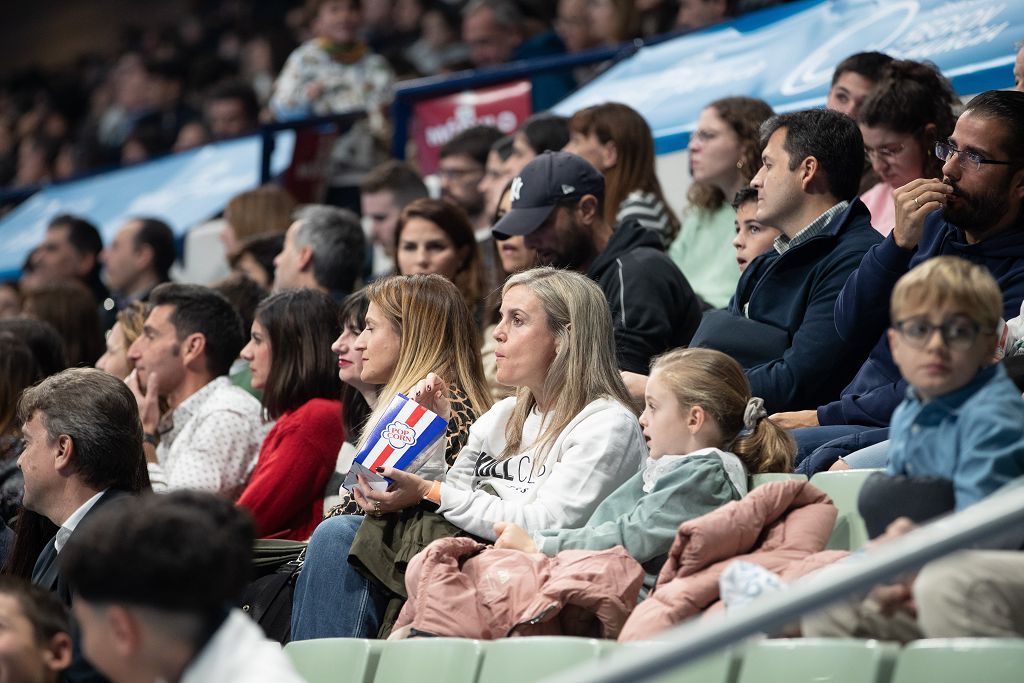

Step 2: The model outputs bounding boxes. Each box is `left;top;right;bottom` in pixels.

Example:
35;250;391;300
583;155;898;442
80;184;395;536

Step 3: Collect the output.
411;80;533;174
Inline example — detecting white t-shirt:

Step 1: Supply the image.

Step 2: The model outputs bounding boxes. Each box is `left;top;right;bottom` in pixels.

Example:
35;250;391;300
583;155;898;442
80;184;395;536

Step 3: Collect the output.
438;396;646;540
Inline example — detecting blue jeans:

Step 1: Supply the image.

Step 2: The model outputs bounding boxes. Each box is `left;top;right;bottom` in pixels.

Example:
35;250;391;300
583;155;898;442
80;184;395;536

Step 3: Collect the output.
792;425;874;469
291;515;389;640
840;439;890;469
795;427;889;476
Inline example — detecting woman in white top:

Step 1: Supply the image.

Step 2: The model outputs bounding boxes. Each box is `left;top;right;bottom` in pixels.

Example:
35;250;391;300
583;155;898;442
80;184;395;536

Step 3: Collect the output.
291;267;646;640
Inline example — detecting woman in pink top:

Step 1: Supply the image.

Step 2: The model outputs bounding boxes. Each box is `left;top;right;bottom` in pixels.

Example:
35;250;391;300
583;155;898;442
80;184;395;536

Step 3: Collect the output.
236;289;344;540
857;60;956;236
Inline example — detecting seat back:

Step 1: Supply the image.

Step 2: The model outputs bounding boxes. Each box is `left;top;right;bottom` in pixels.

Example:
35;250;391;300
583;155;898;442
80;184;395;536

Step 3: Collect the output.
736;638;898;683
373;638;482;683
478;637;602;683
890;638;1024;683
809;470;878;550
749;473;807;489
284;638;377;683
613;641;737;683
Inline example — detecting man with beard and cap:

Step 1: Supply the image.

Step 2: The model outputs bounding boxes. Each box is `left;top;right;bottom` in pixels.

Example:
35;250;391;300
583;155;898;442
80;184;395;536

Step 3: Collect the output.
492;150;702;378
772;89;1024;474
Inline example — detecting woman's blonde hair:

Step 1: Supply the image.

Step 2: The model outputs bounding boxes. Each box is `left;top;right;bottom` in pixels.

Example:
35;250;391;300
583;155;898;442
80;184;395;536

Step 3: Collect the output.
650;347;793;473
498;267;634;465
356;274;492;449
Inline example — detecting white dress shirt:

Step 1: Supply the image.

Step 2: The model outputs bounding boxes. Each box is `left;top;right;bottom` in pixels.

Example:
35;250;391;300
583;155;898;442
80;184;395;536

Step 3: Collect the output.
54;490;105;554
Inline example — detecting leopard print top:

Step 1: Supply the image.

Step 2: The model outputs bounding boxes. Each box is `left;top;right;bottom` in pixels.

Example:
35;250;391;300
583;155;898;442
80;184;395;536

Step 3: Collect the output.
324;385;478;518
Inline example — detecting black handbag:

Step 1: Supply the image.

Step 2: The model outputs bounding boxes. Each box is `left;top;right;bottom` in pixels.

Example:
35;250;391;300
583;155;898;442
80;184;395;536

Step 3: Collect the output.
240;540;306;644
857;472;955;540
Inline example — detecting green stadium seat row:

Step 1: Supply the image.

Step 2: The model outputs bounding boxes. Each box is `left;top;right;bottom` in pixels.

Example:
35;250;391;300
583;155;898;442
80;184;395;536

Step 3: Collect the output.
285;636;1024;683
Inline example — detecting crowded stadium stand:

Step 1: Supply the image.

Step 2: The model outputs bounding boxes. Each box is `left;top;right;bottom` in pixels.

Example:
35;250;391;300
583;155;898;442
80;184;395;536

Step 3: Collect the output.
2;0;1024;681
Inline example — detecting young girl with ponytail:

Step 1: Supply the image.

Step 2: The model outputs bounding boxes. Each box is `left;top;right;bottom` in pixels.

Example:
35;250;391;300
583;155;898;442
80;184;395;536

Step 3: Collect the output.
495;346;795;593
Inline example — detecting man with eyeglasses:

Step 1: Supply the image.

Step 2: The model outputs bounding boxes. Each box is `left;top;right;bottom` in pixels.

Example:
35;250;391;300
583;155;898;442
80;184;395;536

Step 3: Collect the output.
773;89;1024;474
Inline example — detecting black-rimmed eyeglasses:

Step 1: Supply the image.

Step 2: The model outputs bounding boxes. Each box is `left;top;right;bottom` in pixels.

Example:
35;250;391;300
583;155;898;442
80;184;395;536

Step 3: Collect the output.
935;141;1015;172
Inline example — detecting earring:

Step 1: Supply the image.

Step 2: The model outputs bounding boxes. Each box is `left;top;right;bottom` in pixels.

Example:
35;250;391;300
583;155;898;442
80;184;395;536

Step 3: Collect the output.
736;160;744;169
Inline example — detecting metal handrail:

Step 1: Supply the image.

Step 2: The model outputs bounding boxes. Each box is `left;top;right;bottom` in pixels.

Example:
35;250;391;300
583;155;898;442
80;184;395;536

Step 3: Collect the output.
541;482;1024;683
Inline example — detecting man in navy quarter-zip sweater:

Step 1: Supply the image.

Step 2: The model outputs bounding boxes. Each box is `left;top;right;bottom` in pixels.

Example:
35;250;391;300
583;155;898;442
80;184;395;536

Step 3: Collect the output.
690;109;881;413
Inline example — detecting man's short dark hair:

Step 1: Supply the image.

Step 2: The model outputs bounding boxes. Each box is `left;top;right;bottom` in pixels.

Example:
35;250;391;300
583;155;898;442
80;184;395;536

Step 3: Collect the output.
211;273;268;337
0;318;67;376
360;160;429;210
519;114;570;155
47;214;103;258
149;283;245;378
0;576;69;646
17;368;147;493
491;134;514;162
732;186;758;210
440;126;504;167
130;217;176;282
831;51;894;86
60;491;253;620
207;80;260;124
962;90;1024;172
760;109;864;202
291;205;366;294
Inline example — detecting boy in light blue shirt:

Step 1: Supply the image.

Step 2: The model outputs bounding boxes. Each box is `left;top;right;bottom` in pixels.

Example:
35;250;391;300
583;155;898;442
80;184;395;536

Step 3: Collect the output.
886;256;1024;510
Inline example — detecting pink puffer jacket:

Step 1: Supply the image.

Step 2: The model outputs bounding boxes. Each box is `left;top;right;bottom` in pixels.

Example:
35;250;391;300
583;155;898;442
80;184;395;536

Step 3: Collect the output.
394;536;645;639
619;480;847;641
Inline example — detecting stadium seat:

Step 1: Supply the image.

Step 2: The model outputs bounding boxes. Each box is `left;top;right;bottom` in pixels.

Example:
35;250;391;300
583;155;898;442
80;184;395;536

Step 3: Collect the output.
612;642;738;683
284;638;380;683
373;638;482;683
749;473;807;488
809;470;880;550
478;637;603;683
890;638;1024;683
736;638;898;683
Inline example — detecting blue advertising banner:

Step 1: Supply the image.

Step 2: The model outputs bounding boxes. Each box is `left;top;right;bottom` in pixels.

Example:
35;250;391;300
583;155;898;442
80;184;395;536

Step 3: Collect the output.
554;0;1023;154
0;132;295;280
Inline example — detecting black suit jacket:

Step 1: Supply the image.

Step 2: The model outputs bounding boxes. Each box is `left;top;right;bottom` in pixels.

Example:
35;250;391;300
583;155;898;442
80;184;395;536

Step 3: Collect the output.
32;489;130;683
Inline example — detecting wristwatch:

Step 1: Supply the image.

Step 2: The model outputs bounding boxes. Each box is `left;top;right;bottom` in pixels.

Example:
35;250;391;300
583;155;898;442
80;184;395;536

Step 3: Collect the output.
143;432;160;447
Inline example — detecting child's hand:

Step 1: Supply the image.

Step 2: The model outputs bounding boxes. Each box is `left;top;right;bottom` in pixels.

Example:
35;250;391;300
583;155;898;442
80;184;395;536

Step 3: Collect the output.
493;522;538;553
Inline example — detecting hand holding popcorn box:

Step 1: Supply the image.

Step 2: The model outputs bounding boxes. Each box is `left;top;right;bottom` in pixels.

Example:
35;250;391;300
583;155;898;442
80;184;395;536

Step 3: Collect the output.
342;393;448;493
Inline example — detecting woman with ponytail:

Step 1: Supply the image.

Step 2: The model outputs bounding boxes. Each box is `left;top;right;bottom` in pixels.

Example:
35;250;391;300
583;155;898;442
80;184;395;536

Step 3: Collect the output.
857;59;957;236
495;347;794;594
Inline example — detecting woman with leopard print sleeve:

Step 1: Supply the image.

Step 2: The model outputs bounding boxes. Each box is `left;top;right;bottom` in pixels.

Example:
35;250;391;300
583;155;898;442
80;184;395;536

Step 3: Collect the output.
293;268;646;640
325;275;491;519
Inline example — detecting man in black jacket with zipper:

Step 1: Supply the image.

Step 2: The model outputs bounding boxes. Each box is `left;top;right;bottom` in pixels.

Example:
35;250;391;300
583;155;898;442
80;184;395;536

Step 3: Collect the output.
492;151;702;377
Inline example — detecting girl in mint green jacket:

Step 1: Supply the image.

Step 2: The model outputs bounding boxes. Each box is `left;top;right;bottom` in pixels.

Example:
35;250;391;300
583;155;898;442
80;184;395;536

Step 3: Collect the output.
495;347;794;592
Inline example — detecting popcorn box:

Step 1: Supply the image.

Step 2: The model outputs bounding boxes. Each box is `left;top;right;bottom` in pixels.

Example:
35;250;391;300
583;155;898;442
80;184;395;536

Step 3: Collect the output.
342;393;447;493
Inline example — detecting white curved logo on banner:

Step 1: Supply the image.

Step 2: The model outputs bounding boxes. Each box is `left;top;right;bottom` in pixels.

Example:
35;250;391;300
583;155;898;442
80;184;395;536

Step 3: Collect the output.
781;2;918;96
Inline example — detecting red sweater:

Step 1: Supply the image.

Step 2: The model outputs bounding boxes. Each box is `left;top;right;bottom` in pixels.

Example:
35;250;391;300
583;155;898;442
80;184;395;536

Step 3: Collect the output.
237;398;345;540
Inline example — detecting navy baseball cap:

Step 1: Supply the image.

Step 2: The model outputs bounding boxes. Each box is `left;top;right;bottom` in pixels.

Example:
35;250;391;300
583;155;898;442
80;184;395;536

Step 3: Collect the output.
492;151;605;240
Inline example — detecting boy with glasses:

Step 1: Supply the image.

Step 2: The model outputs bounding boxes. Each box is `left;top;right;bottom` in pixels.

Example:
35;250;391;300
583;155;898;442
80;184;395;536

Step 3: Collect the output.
887;256;1024;510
